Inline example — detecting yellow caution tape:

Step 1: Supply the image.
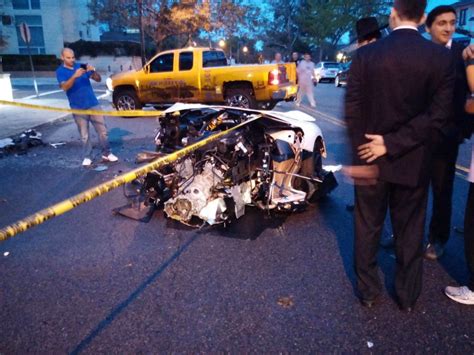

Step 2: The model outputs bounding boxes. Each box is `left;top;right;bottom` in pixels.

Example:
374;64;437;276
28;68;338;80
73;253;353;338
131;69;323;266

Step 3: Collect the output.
0;99;162;117
0;115;261;242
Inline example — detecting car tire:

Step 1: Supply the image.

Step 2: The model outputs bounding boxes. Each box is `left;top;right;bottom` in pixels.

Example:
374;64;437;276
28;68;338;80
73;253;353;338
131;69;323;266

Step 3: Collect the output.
113;88;142;111
226;89;257;109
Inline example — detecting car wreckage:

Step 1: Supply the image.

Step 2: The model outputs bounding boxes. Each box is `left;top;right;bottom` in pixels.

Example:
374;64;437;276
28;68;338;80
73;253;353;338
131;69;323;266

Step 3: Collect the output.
116;104;338;227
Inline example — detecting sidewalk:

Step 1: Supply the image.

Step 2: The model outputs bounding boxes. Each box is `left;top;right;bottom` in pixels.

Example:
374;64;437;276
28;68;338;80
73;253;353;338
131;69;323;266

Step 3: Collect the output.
0;97;71;139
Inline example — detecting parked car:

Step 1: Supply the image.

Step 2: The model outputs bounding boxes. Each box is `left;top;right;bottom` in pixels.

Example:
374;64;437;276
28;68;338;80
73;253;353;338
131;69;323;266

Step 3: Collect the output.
335;61;351;88
314;61;341;83
107;47;298;111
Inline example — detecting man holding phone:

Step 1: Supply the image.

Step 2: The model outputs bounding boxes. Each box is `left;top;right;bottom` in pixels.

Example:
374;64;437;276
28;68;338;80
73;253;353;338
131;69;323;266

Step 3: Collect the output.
56;48;118;167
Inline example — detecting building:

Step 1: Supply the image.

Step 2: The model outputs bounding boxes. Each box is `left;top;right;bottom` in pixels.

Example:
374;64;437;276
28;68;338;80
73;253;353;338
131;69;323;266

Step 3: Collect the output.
452;0;474;43
0;0;101;56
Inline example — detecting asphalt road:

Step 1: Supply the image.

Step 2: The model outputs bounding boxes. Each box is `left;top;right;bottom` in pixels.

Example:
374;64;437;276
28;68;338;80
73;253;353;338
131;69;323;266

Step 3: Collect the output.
0;82;473;352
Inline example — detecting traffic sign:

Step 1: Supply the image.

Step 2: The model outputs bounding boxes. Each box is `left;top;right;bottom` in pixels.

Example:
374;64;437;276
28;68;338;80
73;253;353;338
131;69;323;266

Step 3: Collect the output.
19;22;31;44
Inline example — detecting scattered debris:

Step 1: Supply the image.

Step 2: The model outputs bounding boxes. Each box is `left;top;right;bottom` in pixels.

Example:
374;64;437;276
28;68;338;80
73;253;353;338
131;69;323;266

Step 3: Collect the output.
277;296;295;309
0;129;44;157
50;142;66;148
93;165;108;172
367;341;374;348
0;138;14;149
3;252;10;257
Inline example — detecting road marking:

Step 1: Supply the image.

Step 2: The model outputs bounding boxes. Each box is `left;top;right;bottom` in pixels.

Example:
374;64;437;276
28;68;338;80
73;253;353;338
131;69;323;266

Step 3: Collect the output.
21;89;106;100
296;104;471;180
21;90;63;100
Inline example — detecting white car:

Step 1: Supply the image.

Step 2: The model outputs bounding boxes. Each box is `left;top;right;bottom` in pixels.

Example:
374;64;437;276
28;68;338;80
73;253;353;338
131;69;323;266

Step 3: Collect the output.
314;62;341;83
116;104;338;226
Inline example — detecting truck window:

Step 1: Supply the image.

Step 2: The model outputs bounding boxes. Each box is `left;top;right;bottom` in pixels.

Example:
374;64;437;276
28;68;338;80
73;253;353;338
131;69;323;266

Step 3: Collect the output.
203;51;227;68
179;52;193;71
150;53;174;73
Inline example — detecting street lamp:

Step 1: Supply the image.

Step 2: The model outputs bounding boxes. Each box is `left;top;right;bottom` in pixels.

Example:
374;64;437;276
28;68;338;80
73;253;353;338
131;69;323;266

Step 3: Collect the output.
218;39;226;48
242;46;248;64
336;52;344;62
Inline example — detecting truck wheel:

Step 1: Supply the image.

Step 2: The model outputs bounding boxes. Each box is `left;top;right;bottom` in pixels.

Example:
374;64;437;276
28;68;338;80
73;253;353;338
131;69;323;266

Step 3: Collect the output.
226;89;257;109
113;89;142;111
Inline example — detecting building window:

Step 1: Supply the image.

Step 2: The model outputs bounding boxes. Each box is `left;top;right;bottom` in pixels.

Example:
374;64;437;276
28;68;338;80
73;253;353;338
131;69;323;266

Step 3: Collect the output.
15;15;45;54
12;0;41;10
459;8;468;27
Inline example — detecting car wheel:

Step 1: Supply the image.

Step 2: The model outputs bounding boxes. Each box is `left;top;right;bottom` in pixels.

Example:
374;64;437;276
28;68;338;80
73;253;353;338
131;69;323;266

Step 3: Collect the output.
113;89;142;111
226;89;257;109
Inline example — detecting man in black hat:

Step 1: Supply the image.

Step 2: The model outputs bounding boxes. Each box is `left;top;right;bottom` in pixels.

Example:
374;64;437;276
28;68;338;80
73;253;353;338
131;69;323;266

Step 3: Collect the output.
345;0;454;311
356;17;382;47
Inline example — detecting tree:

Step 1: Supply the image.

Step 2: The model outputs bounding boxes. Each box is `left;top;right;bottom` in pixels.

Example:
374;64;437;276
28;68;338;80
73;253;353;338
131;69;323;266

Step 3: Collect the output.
88;0;263;53
266;0;390;61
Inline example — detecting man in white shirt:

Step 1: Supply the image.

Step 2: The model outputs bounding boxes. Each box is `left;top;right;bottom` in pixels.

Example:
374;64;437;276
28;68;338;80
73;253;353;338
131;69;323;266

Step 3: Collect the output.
295;53;316;108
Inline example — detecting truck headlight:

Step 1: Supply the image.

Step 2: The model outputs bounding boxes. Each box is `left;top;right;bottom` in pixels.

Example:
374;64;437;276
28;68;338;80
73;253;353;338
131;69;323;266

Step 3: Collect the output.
106;77;113;92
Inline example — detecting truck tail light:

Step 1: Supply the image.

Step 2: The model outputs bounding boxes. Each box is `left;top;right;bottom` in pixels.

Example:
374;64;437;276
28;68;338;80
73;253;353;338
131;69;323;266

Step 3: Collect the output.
268;69;280;85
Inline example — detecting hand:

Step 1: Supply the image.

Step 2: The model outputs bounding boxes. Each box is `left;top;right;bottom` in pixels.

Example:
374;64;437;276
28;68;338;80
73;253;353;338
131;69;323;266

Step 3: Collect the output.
342;165;379;186
86;64;96;72
463;44;474;61
73;68;86;78
357;134;387;163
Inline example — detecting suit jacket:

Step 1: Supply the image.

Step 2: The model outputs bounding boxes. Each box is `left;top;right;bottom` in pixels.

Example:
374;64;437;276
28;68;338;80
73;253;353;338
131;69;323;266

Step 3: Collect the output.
441;41;471;143
345;29;455;187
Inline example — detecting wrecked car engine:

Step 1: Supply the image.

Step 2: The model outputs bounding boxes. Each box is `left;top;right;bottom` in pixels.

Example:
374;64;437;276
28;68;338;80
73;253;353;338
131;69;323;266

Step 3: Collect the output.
116;104;337;227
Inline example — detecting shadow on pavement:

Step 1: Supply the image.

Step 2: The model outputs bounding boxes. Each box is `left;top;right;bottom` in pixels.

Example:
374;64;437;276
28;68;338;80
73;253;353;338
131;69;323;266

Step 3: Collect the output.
70;232;200;355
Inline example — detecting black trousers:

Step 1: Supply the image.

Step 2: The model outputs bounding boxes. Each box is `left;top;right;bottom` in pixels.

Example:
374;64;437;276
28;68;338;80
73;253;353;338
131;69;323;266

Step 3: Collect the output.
354;181;429;307
465;183;474;290
428;143;459;245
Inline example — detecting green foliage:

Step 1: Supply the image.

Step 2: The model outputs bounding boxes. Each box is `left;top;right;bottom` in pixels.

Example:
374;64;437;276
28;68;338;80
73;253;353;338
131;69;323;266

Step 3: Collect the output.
2;54;60;71
265;0;390;60
65;40;142;58
87;0;262;51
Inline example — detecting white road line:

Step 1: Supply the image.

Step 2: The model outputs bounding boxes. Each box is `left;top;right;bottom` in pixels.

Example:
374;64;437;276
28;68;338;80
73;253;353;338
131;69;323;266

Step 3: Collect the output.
21;90;63;100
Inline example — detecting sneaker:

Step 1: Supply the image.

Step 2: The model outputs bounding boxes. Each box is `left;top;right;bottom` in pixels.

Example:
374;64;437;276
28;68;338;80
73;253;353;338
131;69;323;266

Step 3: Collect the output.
445;286;474;305
424;242;445;260
82;158;92;167
102;153;118;162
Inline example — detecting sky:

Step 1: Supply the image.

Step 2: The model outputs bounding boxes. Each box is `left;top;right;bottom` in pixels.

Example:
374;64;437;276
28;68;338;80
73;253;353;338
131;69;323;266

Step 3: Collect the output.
427;0;457;11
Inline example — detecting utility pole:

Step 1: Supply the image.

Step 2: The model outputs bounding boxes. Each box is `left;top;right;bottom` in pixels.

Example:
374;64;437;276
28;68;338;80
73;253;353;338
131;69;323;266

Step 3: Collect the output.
138;0;146;66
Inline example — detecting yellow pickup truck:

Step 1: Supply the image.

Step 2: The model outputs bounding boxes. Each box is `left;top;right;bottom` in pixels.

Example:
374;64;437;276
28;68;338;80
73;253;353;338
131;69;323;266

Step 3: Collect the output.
107;47;297;110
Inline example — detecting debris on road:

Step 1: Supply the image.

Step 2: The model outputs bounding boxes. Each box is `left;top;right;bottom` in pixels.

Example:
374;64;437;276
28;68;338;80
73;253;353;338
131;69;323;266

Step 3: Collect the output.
3;251;10;257
367;341;374;348
0;138;14;149
50;142;66;148
93;165;108;172
0;129;44;157
277;296;294;309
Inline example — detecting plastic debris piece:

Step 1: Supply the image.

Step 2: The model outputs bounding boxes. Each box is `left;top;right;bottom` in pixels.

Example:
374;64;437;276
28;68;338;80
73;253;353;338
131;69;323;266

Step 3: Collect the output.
323;164;343;172
4;252;10;257
0;138;14;149
94;165;108;172
277;296;294;309
367;341;374;348
50;142;66;148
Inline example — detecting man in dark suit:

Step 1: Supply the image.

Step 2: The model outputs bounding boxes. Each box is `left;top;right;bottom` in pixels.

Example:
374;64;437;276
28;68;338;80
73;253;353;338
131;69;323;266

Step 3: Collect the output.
424;6;471;260
345;0;455;311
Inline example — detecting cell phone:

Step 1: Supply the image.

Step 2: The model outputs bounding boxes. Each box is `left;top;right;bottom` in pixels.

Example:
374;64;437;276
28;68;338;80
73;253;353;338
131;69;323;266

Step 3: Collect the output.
80;63;87;70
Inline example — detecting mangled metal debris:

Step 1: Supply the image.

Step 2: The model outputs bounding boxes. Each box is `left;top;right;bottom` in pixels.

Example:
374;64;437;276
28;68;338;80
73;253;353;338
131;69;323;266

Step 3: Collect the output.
115;104;338;227
0;129;43;157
